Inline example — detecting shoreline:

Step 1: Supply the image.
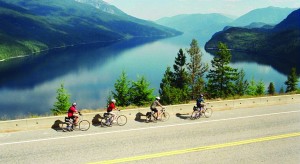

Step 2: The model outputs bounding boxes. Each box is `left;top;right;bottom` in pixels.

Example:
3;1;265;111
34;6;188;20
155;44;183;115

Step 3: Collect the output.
0;34;174;62
0;38;126;62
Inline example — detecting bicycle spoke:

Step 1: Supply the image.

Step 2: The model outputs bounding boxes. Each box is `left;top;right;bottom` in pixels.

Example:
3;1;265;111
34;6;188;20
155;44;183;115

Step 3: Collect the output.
79;120;90;131
117;115;127;126
204;108;213;118
160;112;170;122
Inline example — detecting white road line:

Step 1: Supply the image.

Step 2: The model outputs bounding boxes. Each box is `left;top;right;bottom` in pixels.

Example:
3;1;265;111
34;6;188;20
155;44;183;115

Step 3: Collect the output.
1;110;299;146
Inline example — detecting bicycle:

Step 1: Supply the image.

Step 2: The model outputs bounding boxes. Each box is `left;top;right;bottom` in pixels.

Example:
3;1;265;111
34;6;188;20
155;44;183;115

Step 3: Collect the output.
190;105;213;120
60;112;90;132
100;110;127;127
146;108;170;123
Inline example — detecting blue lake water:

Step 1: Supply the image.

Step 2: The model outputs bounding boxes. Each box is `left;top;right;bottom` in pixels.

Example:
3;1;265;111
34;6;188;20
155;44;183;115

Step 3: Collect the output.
0;34;299;119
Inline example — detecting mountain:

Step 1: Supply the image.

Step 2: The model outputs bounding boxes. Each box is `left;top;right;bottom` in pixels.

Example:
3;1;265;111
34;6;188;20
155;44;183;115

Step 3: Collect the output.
231;6;295;27
205;8;300;65
74;0;128;16
156;13;233;41
0;0;181;60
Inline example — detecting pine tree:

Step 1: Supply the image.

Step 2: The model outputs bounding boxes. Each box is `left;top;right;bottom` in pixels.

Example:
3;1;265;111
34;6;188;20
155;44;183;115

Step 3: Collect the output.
206;42;238;98
112;71;131;106
173;49;188;88
285;67;299;93
159;67;180;104
267;82;275;95
235;69;249;96
246;78;257;96
130;76;154;106
173;48;190;102
51;83;71;115
279;86;285;94
256;80;265;95
186;39;208;99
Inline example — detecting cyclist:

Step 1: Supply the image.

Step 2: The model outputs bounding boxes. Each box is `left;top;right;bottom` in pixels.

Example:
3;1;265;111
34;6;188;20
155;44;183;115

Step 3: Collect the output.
196;94;205;114
107;99;118;124
67;102;79;130
150;97;164;120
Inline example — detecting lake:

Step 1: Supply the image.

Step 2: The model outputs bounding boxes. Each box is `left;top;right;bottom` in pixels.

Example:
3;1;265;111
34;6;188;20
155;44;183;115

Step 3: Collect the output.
0;34;299;119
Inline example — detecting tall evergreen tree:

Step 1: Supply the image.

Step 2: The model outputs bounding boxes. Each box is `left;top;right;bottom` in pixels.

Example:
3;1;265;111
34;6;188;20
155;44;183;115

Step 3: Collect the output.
285;67;299;93
268;82;275;95
159;67;181;104
186;39;208;99
173;48;190;102
130;76;154;106
206;42;238;98
159;67;174;104
51;83;71;115
173;48;188;88
235;69;249;96
112;71;131;106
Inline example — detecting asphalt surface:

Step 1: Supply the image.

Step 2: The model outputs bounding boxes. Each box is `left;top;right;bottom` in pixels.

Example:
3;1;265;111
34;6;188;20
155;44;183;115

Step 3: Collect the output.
1;103;300;164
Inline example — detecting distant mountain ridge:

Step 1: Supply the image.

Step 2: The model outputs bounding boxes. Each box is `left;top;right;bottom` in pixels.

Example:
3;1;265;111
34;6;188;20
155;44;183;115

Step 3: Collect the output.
0;0;181;60
156;13;233;42
231;6;295;26
155;6;295;43
205;8;300;64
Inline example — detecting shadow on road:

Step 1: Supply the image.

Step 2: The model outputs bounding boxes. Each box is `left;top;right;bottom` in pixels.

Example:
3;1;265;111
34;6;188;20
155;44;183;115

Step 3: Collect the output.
51;119;64;131
135;112;147;123
176;113;191;120
92;114;103;127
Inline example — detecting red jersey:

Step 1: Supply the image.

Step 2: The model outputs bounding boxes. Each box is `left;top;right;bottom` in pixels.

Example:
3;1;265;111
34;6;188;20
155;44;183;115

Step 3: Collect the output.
68;105;77;117
107;102;115;112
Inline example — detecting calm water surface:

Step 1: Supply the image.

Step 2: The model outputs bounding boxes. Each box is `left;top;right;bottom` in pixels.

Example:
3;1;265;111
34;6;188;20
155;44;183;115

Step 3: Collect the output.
0;34;299;119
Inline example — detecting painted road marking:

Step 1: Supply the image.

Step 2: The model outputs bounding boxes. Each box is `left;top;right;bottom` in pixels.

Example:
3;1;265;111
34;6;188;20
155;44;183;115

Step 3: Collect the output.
0;110;299;146
91;132;300;164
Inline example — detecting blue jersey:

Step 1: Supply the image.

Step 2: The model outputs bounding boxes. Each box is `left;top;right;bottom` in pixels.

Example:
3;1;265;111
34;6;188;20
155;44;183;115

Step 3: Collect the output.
196;97;205;107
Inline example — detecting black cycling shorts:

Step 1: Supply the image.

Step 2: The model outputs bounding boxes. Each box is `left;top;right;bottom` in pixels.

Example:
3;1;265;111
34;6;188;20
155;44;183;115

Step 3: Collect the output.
150;108;158;113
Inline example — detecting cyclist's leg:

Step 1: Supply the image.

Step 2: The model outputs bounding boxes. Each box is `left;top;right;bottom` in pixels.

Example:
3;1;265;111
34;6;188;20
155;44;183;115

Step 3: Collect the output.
153;108;159;119
111;112;116;122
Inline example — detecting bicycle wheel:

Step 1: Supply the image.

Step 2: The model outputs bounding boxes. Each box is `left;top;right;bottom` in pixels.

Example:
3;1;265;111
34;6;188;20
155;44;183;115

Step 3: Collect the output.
204;108;213;118
117;115;127;126
160;112;170;122
190;111;197;120
79;120;90;131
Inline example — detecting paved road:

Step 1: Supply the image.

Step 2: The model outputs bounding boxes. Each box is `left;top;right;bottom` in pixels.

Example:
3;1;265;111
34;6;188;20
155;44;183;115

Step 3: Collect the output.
1;103;300;164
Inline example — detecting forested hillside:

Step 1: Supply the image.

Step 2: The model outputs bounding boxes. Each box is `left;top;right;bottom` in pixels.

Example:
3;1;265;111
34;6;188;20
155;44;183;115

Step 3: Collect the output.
205;8;300;64
0;0;181;60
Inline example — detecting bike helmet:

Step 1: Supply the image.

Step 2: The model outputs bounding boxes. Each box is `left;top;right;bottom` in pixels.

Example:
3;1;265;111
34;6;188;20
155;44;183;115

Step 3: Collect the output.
72;102;77;106
200;94;203;97
156;97;160;100
111;99;116;103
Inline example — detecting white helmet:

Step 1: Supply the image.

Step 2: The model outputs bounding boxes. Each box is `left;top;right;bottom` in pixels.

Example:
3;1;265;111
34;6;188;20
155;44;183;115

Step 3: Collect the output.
111;99;116;103
72;102;77;106
156;97;160;100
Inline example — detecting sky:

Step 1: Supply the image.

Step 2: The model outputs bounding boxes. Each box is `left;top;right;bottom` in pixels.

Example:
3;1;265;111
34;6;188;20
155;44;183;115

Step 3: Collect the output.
103;0;300;20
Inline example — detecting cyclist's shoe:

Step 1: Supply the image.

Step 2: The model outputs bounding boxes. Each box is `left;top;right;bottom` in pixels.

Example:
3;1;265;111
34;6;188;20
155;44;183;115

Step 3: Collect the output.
67;126;72;131
113;120;117;123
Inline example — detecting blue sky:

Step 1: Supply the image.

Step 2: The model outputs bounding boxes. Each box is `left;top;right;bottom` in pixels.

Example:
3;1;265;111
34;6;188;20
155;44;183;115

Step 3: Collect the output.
103;0;300;20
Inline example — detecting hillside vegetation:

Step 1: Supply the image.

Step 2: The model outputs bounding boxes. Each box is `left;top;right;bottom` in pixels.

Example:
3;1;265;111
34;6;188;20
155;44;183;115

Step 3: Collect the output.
205;8;300;64
0;0;181;60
